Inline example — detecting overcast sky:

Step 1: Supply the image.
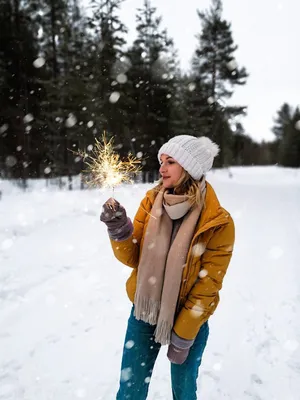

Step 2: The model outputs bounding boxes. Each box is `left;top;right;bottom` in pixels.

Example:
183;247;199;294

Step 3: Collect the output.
85;0;300;142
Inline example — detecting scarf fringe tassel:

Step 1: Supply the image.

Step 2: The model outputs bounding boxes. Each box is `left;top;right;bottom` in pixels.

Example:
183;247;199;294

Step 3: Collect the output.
134;294;172;345
154;320;172;346
134;294;160;326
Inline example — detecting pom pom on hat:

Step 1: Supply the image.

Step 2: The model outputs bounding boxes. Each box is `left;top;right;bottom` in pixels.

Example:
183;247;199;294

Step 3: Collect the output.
158;135;219;180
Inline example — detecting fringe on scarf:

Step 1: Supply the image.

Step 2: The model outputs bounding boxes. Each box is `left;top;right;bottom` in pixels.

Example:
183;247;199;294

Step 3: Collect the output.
134;294;160;326
154;319;172;345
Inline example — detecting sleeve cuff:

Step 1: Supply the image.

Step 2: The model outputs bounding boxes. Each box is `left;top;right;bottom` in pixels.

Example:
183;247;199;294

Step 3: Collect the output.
171;330;195;349
108;218;133;241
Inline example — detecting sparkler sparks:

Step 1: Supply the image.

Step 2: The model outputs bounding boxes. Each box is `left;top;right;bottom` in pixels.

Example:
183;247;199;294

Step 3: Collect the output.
75;134;142;189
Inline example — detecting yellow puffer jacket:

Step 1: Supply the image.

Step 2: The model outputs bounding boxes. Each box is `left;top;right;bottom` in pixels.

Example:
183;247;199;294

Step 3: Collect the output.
110;182;235;341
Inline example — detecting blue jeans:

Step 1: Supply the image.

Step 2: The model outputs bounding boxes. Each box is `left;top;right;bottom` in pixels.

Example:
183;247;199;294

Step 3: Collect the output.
116;307;209;400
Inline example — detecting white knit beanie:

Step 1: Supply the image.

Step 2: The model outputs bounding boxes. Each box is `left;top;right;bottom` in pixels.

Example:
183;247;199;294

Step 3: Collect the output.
158;135;219;180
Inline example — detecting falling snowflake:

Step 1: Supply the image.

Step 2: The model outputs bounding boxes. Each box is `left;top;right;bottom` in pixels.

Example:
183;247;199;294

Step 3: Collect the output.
136;152;143;159
120;367;132;382
44;167;51;175
33;57;46;68
23;113;34;123
295;120;300;130
213;362;222;371
16;146;22;151
141;51;147;58
1;238;14;250
87;121;94;128
155;207;163;217
227;59;237;71
132;238;138;244
65;114;77;128
162;73;168;79
0;124;8;134
207;96;215;105
125;340;135;349
109;92;120;104
188;82;196;92
75;156;81;163
199;269;208;278
87;145;93;151
151;140;156;145
117;73;128;84
144;377;151;384
37;28;43;39
25;125;32;133
82;107;87;111
190;302;204;318
5;155;17;167
166;94;172;99
148;276;157;285
192;243;206;257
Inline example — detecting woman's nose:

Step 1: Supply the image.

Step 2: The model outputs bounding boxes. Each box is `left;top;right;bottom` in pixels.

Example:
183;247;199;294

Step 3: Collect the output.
159;164;166;174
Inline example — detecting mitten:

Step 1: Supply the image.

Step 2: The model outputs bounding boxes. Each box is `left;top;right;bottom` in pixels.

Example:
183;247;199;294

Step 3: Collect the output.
100;198;133;241
167;331;194;365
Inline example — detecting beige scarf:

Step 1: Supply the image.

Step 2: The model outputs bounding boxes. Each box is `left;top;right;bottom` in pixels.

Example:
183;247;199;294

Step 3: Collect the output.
134;180;206;345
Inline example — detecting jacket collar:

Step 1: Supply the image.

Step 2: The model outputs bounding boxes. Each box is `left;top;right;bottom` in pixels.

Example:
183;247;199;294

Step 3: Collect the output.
147;181;229;236
195;182;229;235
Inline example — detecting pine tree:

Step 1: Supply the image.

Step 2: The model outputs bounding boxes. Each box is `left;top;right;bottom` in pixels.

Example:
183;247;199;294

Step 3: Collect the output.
88;0;129;148
190;0;248;165
126;0;179;170
280;107;300;167
272;103;300;167
0;0;44;179
33;0;97;176
272;103;292;140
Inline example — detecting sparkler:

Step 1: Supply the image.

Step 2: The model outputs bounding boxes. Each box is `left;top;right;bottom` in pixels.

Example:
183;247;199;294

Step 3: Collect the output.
75;134;142;197
72;134;156;218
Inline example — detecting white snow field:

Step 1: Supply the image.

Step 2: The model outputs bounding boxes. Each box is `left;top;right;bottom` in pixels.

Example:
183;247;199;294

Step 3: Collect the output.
0;166;300;400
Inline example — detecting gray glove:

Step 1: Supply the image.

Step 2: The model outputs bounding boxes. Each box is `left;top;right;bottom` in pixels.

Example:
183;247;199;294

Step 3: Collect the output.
100;198;133;241
167;331;194;365
167;344;190;365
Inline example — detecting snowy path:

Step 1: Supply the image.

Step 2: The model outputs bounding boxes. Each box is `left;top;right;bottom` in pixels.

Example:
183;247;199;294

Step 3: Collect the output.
0;167;299;399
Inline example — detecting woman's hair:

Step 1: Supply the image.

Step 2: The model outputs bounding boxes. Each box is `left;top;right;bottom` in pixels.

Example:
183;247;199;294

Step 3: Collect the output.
154;170;205;208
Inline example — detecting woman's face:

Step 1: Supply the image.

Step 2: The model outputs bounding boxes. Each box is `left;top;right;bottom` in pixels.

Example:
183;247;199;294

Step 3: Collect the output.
159;154;183;188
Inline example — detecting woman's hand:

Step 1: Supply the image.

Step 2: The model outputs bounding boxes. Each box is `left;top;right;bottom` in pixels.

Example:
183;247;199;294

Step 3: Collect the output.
167;343;190;365
100;198;133;241
167;330;194;364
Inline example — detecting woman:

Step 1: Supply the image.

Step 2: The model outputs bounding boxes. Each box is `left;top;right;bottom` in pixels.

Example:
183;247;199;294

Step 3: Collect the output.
100;135;235;399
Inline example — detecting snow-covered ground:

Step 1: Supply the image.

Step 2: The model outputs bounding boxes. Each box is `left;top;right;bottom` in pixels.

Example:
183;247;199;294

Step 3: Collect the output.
0;166;300;400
